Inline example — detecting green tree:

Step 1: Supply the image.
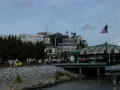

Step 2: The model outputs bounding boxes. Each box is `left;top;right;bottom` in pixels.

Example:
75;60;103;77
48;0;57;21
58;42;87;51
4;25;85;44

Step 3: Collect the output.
0;35;46;64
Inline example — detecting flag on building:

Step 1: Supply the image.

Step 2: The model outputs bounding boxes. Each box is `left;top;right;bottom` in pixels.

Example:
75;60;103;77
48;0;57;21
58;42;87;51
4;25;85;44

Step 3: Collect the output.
101;25;108;33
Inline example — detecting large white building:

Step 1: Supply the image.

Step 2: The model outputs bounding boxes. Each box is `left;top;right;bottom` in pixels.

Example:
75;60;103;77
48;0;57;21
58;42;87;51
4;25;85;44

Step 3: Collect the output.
18;34;43;43
18;32;51;43
43;32;87;59
0;32;49;43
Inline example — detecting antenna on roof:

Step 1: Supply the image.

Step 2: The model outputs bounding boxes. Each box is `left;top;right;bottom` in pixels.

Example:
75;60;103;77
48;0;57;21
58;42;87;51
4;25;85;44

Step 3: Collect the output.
71;24;77;38
45;24;48;35
65;31;68;35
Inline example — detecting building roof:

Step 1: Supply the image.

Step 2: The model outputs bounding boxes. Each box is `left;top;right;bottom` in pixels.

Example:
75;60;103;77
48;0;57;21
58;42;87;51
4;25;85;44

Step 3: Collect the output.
44;32;67;38
73;43;120;55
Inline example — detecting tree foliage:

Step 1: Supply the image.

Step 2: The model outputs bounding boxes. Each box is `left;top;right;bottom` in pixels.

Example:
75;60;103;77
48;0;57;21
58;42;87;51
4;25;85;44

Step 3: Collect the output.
0;35;46;63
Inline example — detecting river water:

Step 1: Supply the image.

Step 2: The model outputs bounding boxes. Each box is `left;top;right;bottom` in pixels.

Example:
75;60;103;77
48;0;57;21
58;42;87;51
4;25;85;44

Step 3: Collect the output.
41;77;120;90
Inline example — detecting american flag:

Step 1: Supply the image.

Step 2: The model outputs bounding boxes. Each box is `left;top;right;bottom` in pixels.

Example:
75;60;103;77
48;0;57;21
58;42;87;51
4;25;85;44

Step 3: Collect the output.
101;25;108;33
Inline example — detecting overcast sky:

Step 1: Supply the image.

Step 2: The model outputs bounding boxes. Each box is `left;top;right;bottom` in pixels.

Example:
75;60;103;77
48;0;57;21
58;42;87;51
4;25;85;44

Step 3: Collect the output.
0;0;120;45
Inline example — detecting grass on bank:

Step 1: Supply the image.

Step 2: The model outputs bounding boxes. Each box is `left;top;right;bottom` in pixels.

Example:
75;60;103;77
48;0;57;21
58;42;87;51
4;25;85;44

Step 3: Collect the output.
15;75;24;84
55;71;77;80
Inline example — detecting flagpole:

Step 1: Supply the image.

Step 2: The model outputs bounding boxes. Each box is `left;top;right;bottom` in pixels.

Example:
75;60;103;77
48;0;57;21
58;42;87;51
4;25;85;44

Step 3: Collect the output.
107;26;110;63
107;31;110;43
101;25;111;63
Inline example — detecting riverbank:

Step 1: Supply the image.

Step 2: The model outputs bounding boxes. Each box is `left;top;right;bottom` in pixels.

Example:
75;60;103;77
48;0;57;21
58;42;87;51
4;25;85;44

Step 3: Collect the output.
0;66;77;90
41;77;120;90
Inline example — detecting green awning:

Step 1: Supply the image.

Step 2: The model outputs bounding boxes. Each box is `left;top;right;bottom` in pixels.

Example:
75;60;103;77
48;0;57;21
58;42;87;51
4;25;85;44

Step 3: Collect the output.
73;43;120;55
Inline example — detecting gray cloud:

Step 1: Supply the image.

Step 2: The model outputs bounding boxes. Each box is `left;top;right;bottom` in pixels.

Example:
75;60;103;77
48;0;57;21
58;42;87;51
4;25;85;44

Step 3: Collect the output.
82;24;96;31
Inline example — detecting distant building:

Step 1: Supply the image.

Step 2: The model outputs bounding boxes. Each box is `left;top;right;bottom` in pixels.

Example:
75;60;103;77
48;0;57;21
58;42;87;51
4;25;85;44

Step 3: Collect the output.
44;32;87;59
58;35;87;52
18;32;51;43
43;32;67;46
43;32;67;59
17;34;43;43
0;32;49;43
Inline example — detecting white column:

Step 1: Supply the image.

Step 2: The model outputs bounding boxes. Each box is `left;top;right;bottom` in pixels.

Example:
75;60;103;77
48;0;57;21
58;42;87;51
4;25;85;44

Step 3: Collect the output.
79;67;82;76
108;53;111;63
112;75;117;90
113;54;116;62
97;67;100;77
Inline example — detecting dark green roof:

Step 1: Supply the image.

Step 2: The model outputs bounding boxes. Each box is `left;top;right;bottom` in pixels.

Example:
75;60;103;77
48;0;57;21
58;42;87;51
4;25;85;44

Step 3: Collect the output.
73;43;120;55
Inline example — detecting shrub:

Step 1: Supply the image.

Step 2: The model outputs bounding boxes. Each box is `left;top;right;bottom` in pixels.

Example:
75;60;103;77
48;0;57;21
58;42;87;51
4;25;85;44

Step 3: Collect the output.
15;75;22;83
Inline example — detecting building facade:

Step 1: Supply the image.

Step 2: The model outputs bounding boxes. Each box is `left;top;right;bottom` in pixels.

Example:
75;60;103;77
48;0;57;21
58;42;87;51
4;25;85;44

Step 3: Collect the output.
58;35;87;52
44;32;87;59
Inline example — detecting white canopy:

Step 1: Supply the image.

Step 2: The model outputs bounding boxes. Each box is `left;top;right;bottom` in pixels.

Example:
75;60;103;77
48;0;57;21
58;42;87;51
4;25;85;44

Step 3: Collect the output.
79;43;120;55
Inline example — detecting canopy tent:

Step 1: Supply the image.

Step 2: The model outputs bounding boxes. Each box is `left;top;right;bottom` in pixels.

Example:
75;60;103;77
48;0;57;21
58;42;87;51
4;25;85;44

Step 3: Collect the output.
79;43;120;55
71;43;120;63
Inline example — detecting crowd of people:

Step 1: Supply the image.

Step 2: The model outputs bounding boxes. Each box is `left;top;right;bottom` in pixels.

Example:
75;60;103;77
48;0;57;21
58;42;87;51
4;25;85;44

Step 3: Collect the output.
8;59;23;67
